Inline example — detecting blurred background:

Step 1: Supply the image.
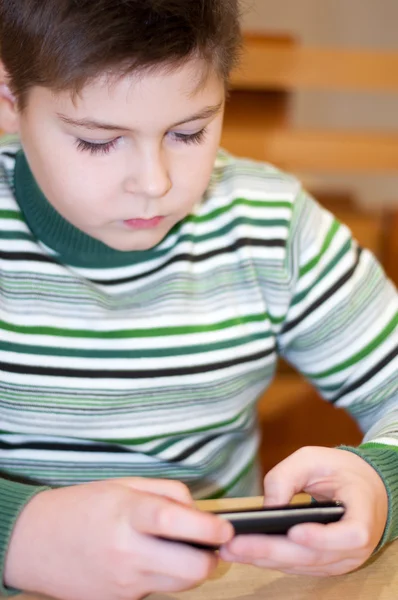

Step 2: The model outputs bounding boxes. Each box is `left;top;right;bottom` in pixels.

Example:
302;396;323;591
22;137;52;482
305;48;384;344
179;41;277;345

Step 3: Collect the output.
221;0;398;474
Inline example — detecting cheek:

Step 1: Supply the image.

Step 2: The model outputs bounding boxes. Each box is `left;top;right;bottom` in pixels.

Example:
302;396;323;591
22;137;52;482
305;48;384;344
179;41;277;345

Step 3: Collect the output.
173;157;211;193
176;136;220;189
188;146;218;187
22;123;122;208
51;154;122;211
171;160;214;218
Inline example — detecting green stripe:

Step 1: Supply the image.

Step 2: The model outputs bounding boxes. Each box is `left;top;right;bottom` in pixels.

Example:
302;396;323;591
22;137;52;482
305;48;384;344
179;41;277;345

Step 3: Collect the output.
300;219;340;277
0;210;24;221
0;231;34;241
0;312;272;338
293;238;351;306
188;197;293;224
203;456;257;499
360;442;398;452
102;406;254;444
0;329;273;358
305;313;398;379
113;411;254;448
177;216;289;246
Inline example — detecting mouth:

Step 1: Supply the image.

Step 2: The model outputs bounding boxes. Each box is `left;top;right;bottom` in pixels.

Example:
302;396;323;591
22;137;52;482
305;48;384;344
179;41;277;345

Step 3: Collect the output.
123;216;165;230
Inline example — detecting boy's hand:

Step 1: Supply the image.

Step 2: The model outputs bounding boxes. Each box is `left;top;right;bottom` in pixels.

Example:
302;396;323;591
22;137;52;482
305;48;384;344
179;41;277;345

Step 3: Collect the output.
219;446;388;576
5;477;233;600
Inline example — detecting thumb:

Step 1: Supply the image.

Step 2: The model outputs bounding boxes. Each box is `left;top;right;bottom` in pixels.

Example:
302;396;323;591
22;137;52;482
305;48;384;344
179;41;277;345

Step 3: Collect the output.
263;446;322;507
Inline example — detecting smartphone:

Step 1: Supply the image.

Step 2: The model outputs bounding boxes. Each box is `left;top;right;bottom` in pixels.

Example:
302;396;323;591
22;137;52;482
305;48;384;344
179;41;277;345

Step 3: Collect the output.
159;501;345;551
213;500;345;536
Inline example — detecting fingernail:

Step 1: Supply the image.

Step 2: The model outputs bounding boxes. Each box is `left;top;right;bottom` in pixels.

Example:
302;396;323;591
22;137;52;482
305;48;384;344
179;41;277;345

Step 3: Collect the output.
220;522;234;542
220;549;251;564
219;548;235;562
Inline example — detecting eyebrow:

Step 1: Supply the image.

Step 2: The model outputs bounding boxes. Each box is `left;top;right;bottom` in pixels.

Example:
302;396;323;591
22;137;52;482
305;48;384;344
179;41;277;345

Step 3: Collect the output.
56;102;224;132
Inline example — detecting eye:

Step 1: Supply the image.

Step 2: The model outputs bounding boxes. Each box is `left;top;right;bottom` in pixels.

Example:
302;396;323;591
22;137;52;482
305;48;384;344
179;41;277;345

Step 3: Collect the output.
75;138;120;155
170;128;207;145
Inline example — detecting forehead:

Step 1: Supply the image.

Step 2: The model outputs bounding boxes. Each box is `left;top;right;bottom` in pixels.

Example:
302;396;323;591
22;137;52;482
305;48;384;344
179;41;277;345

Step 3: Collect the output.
37;59;225;128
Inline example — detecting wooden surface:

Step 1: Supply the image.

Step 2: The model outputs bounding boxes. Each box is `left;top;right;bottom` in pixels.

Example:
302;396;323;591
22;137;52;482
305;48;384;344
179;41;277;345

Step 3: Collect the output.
231;36;398;92
222;108;398;173
258;128;398;174
261;129;398;173
150;496;398;600
11;497;398;600
195;494;310;512
151;544;398;600
14;543;398;600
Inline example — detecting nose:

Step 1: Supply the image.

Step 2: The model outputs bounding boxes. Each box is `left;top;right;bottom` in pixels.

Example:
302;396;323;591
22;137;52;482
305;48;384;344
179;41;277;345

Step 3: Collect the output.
125;145;172;199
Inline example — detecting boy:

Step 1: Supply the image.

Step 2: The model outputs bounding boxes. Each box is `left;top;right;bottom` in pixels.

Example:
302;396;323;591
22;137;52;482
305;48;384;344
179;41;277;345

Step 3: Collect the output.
0;1;396;598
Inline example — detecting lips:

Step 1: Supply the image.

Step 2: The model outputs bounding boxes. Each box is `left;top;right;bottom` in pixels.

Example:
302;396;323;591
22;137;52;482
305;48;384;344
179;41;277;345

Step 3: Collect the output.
123;216;164;230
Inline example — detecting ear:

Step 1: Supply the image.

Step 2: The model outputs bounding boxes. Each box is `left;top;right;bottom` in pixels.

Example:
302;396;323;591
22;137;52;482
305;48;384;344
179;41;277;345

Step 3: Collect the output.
0;65;20;134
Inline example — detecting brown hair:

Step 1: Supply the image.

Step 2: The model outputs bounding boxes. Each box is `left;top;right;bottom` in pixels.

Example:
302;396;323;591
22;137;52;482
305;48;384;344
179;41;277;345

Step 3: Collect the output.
0;0;242;109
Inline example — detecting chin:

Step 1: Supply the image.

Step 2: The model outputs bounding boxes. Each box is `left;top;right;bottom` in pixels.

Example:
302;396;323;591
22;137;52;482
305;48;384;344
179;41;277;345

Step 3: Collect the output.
103;235;164;253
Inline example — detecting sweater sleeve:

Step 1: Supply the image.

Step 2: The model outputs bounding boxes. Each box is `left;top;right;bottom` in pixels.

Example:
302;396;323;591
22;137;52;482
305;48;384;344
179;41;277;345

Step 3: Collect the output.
275;188;398;547
0;477;49;596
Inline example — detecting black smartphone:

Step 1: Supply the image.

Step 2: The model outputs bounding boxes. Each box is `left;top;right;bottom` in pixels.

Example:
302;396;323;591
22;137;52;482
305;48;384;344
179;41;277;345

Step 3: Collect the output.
159;501;345;551
213;500;345;536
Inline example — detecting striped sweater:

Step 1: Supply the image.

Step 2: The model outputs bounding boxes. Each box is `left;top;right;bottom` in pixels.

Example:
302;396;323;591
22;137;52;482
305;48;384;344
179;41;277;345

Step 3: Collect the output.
0;136;397;591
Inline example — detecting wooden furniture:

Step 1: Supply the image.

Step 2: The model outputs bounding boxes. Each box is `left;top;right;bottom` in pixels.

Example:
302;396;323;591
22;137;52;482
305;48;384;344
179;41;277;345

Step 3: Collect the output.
230;37;398;92
224;35;398;173
221;35;398;474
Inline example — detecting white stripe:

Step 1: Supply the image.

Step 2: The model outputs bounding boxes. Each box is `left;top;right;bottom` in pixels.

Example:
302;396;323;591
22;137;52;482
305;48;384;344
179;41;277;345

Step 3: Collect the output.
0;219;30;232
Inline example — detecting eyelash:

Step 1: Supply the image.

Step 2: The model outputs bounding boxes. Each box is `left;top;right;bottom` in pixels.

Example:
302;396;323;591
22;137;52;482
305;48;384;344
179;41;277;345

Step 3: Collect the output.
75;138;119;155
170;129;207;146
75;128;207;156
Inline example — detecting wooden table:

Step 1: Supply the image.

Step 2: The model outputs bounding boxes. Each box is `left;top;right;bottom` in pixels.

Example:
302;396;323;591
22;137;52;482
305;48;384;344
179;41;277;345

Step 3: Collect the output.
13;497;398;600
150;496;398;600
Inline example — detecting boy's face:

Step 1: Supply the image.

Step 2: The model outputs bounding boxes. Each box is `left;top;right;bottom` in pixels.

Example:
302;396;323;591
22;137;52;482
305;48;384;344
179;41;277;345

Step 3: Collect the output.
15;59;225;251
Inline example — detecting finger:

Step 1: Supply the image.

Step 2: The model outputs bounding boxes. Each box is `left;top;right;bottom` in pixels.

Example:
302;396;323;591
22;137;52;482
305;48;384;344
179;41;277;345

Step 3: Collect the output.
288;519;370;552
138;534;219;581
118;477;194;506
220;534;325;568
221;548;360;578
146;572;207;594
288;485;372;552
281;556;362;577
263;446;328;506
129;492;233;546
